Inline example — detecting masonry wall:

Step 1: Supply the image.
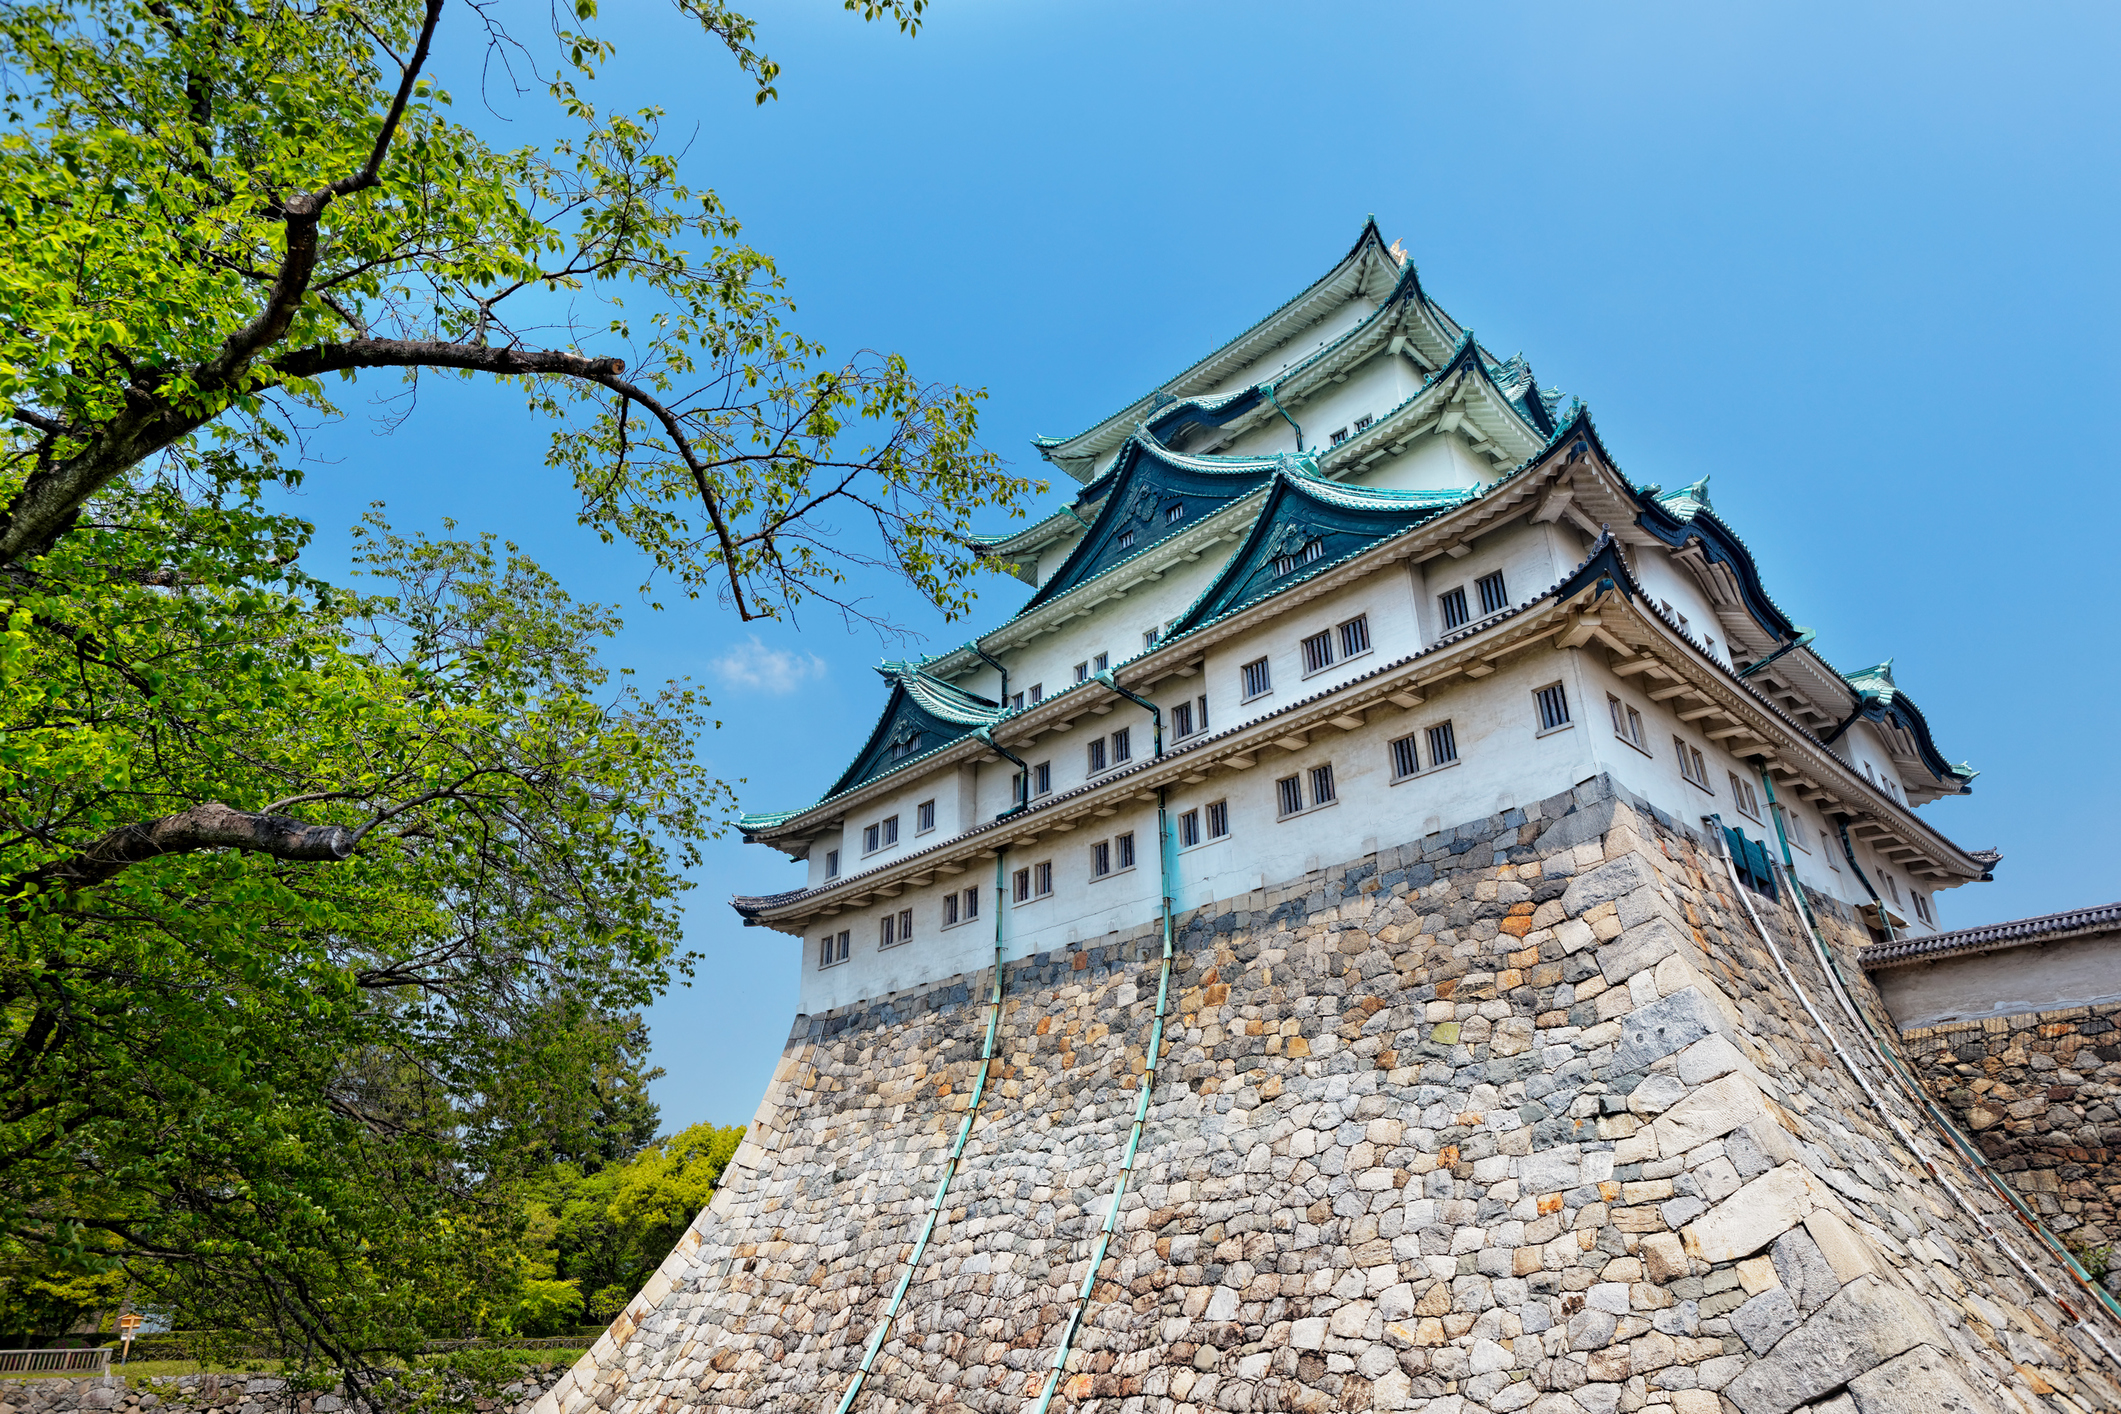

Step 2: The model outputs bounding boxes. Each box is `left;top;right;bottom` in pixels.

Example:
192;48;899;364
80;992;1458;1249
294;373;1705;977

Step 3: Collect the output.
542;777;2121;1414
1898;1007;2121;1261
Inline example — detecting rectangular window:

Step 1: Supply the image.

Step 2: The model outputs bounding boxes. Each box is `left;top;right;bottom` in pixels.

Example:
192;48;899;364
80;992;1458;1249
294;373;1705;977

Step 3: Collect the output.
1087;738;1107;773
1913;891;1934;926
1241;657;1272;700
1329;426;1350;445
1092;840;1111;877
1117;832;1135;869
1116;528;1136;550
916;799;936;833
1206;800;1230;838
1676;738;1711;790
879;913;897;949
1353;413;1374;433
898;908;912;944
1729;772;1762;822
1276;774;1304;817
963;886;980;919
1013;867;1031;903
819;930;850;968
1607;696;1647;752
1884;871;1902;906
1534;682;1571;734
1301;630;1334;675
1171;701;1194;738
1074;660;1089;684
1010;691;1025;711
1029;682;1043;704
1165;502;1184;524
1826;831;1842;871
1439;586;1470;631
863;823;881;853
1035;861;1052;896
1390;733;1420;781
943;892;959;926
1111;727;1132;764
1196;694;1209;733
1776;803;1810;853
1178;809;1201;848
1339;614;1371;658
1034;761;1052;795
1094;652;1109;672
826;848;841;878
1476;570;1509;617
1309;764;1337;806
882;815;899;846
1426;720;1458;767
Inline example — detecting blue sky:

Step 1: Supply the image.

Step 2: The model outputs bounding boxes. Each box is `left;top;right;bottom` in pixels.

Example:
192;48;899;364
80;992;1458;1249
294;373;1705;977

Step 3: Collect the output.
284;2;2121;1129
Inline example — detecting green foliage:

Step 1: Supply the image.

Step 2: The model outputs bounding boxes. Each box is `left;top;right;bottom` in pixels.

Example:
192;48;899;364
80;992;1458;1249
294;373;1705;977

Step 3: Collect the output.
0;461;723;1369
508;1281;585;1341
519;1122;745;1329
0;0;1041;624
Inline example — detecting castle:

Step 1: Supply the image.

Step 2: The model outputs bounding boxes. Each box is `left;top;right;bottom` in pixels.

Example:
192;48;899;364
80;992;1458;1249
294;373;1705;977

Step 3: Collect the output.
532;223;2121;1414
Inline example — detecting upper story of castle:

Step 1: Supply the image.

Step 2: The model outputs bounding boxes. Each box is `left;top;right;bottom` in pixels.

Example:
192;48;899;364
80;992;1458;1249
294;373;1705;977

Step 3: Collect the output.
731;221;1990;1014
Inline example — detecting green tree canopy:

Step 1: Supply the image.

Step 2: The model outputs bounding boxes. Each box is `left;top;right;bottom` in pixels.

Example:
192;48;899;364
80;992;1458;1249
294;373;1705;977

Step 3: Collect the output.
0;0;1032;1370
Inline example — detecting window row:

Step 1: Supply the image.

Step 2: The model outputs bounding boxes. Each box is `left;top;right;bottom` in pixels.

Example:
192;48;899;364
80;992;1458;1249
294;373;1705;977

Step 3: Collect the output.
851;795;943;865
1241;613;1372;703
1438;570;1509;633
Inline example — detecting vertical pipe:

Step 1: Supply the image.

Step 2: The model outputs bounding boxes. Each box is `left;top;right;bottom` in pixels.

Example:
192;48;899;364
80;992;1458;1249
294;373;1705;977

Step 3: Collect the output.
1029;785;1177;1414
833;850;1011;1414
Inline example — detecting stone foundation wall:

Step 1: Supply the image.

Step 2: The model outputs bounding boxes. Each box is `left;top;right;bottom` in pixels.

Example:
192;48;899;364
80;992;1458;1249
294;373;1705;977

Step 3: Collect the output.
1897;1007;2121;1257
0;1370;564;1414
538;776;2121;1414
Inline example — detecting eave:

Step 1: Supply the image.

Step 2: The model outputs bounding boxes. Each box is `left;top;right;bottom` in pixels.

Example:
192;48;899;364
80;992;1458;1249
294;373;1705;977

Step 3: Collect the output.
1033;219;1424;481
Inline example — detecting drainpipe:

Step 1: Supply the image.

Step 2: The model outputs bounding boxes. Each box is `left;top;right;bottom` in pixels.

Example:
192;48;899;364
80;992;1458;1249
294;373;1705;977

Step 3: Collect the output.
970;644;1009;711
1031;784;1178;1413
977;726;1031;816
833;848;1012;1414
1096;672;1164;758
1837;820;1897;944
1736;627;1815;681
1260;382;1302;453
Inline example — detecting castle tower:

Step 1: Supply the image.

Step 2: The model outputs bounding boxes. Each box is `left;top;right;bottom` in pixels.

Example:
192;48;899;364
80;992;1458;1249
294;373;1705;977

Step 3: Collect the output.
535;223;2121;1414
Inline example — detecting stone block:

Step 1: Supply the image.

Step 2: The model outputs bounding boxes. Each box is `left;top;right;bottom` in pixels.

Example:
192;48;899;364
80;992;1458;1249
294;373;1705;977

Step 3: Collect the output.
1290;1317;1327;1350
1520;1145;1582;1193
1626;1072;1688;1116
1598;915;1688;985
1770;1228;1840;1315
1558;844;1653;914
1730;1287;1800;1353
1802;1208;1881;1284
1676;1033;1744;1085
1845;1343;1997;1414
1721;1278;1934;1414
1651;1072;1766;1155
1639;1232;1688;1282
1684;1163;1819;1262
1614;988;1728;1074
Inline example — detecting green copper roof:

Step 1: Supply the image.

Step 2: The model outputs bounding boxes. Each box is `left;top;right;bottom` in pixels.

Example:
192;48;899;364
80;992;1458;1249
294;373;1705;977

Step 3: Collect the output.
820;662;1005;802
1170;473;1471;633
1021;434;1310;612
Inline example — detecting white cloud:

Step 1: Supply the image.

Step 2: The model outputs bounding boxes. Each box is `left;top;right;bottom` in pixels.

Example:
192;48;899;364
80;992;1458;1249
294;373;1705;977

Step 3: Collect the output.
709;636;829;694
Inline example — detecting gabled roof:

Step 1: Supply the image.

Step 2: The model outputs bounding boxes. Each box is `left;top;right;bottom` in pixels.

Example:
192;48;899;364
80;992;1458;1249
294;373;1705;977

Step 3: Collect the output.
1021;434;1302;612
775;662;1005;822
1170;473;1470;633
1629;473;1801;652
1838;659;1977;795
1033;219;1421;481
1313;330;1554;480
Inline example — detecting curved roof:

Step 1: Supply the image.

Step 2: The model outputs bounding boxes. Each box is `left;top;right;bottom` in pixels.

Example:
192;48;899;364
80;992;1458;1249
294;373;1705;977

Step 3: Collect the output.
1838;659;1978;795
1170;472;1470;633
805;662;1005;812
1021;434;1305;612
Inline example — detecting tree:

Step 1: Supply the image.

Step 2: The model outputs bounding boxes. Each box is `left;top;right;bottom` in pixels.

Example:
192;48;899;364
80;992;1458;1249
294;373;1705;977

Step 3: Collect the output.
0;0;1036;1373
0;0;1039;879
0;466;722;1369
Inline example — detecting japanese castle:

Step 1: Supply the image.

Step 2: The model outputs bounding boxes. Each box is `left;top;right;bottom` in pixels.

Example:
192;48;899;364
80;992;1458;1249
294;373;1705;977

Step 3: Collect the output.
732;220;1987;1016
